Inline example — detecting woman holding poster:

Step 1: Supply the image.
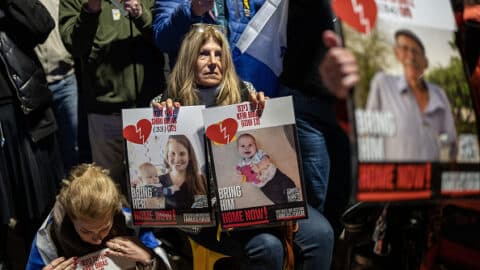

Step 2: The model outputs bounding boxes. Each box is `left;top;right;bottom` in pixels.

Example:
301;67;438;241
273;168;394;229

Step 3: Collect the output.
152;24;333;270
26;164;167;270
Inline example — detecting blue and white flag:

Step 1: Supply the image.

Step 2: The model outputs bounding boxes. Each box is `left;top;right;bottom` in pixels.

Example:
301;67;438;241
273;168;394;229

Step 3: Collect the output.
233;0;289;97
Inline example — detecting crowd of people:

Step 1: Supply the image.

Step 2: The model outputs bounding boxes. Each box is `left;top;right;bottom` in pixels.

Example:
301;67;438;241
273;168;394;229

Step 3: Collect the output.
0;0;360;269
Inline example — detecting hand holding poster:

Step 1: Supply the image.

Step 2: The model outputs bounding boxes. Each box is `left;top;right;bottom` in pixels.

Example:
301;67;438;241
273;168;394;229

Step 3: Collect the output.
203;96;307;230
122;106;214;226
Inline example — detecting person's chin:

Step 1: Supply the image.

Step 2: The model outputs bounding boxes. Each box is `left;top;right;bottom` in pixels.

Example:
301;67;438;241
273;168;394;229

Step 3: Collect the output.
198;79;221;87
175;165;187;171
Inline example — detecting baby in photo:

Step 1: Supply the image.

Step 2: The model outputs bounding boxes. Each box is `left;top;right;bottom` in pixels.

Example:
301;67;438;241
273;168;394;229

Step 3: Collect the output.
236;133;296;204
132;162;172;209
136;162;160;186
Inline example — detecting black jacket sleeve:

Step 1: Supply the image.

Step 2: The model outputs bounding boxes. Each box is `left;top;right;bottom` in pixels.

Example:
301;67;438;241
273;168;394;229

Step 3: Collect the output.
0;0;54;48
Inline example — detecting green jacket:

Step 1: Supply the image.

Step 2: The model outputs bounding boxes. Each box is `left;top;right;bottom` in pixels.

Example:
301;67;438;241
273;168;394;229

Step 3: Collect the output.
59;0;165;113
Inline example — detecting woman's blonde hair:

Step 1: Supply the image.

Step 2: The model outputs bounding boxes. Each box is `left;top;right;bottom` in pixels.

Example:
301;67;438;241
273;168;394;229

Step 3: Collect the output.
58;164;123;221
167;24;242;106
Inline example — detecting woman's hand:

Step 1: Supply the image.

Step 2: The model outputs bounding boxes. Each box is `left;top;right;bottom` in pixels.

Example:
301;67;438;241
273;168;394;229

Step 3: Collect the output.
152;98;181;115
106;236;152;265
43;257;77;270
249;91;268;117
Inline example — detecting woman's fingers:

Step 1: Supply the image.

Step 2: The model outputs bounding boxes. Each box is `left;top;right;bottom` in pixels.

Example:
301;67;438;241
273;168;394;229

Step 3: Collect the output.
45;257;76;270
106;237;152;265
152;102;163;110
56;257;77;270
248;91;267;117
45;257;66;270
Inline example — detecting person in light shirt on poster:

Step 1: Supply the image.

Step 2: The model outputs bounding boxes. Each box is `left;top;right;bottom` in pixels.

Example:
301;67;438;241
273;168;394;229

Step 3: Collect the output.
366;29;457;161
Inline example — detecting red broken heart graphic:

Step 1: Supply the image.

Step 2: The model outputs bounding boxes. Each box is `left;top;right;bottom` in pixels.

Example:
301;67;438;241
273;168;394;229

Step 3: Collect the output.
123;119;152;144
206;118;238;145
332;0;377;34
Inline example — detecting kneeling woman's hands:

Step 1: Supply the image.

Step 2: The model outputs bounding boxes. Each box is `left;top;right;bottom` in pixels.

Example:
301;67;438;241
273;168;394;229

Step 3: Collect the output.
106;236;153;266
43;257;77;270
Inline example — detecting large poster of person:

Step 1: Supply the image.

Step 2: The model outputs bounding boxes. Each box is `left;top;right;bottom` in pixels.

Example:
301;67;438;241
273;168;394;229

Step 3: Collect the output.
333;0;480;201
122;106;214;226
202;96;308;230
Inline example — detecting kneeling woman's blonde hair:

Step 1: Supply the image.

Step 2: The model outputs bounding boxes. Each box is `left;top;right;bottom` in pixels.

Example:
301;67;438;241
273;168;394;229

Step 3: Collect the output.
58;164;124;221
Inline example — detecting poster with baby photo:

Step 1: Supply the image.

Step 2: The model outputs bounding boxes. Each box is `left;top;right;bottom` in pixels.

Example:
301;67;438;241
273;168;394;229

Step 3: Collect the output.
202;96;308;230
122;106;214;227
75;248;135;270
333;0;480;202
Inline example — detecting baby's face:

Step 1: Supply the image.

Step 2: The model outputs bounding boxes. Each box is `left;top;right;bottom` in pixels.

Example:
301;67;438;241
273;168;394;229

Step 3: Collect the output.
140;168;158;185
238;136;257;159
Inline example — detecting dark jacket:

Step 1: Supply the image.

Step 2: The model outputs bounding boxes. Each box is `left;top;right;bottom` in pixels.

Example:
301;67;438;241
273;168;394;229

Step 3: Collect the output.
279;0;337;125
0;0;57;142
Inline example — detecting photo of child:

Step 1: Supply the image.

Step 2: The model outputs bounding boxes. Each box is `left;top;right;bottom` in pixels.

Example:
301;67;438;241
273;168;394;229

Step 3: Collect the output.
159;135;208;209
137;162;159;185
236;133;296;204
132;162;165;209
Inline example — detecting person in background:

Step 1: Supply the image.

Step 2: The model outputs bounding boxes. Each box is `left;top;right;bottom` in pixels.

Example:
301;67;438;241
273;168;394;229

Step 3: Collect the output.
0;0;64;268
59;0;167;195
26;164;169;270
35;0;79;173
153;25;334;270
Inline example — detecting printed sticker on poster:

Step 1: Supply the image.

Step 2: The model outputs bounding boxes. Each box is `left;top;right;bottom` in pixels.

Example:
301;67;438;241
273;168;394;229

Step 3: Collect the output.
202;96;308;230
75;249;135;270
333;0;480;201
122;106;214;227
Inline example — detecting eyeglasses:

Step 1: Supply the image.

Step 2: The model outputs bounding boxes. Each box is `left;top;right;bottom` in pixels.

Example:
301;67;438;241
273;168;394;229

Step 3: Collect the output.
191;23;226;35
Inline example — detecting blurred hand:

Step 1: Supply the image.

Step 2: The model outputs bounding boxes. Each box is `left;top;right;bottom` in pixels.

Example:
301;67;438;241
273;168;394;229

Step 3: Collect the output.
319;30;359;99
191;0;214;16
152;98;181;115
249;91;268;117
106;236;152;265
124;0;143;18
86;0;102;13
43;257;77;270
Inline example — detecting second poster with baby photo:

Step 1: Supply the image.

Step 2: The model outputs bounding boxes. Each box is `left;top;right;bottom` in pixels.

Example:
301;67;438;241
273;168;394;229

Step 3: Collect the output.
203;96;308;230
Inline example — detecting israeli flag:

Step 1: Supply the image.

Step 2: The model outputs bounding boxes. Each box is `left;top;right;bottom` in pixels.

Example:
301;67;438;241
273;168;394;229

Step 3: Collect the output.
233;0;289;97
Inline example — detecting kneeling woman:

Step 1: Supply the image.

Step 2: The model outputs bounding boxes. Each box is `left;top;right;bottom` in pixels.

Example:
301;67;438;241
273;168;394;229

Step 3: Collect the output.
26;164;167;270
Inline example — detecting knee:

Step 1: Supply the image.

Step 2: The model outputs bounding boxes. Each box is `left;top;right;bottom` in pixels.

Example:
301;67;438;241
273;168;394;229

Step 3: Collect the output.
298;211;334;254
245;233;284;265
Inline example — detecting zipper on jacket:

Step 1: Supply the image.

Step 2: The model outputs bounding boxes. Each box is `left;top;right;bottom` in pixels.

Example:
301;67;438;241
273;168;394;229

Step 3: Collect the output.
0;121;5;148
0;45;32;114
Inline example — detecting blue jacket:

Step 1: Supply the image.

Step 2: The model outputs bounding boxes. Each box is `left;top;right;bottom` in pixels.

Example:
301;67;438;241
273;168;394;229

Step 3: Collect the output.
152;0;264;67
26;207;168;270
